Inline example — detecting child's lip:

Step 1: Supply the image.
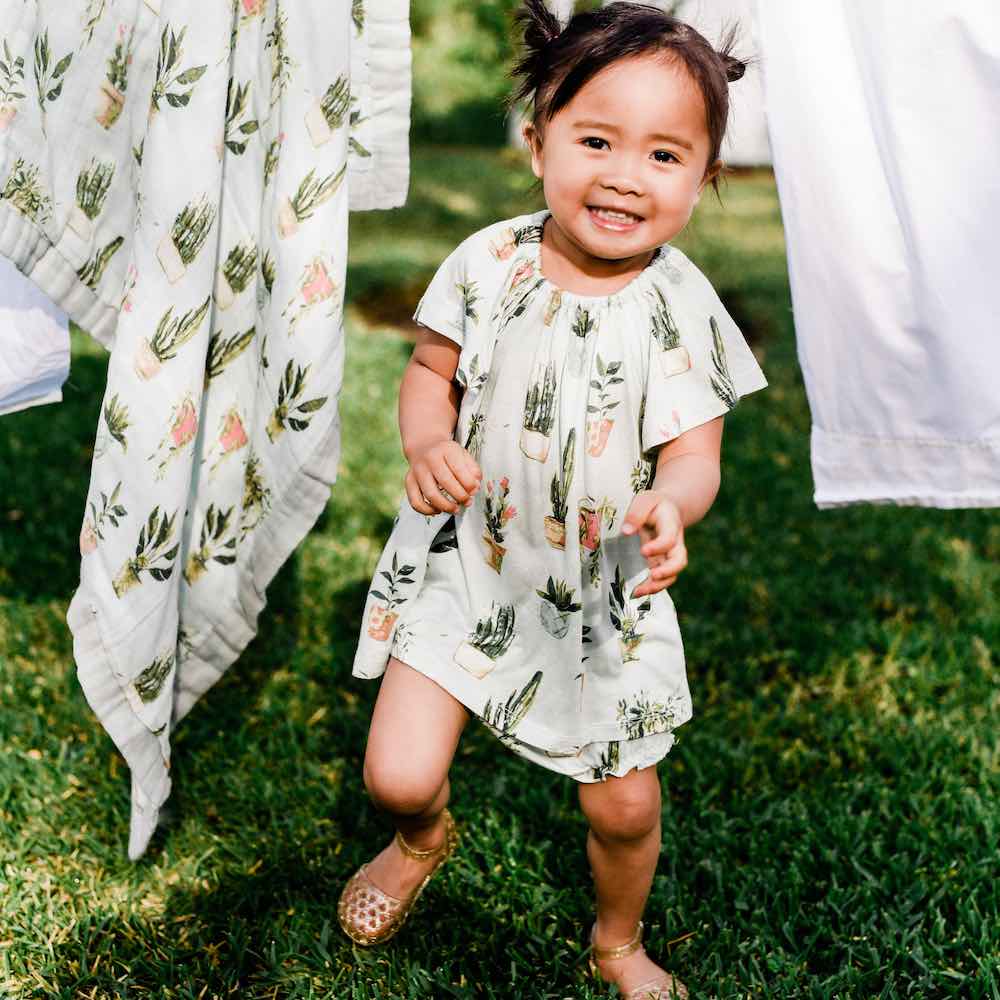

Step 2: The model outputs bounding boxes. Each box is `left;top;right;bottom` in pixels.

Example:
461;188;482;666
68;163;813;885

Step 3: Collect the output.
587;206;644;231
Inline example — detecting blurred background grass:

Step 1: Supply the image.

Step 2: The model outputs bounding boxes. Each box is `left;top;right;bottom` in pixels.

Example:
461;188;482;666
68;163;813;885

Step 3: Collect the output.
0;4;998;998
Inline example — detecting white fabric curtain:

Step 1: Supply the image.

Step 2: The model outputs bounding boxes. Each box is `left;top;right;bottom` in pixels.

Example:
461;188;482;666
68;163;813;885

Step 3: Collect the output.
756;1;1000;508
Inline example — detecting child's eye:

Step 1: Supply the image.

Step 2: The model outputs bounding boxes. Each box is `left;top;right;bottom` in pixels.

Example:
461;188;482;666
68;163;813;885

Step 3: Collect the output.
653;150;679;164
581;137;609;151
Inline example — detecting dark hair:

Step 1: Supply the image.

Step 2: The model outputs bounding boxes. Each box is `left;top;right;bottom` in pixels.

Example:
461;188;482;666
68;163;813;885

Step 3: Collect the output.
510;0;746;194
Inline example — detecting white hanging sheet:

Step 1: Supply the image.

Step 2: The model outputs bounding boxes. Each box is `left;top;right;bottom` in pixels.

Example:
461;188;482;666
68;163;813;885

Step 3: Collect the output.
755;1;1000;508
0;256;69;416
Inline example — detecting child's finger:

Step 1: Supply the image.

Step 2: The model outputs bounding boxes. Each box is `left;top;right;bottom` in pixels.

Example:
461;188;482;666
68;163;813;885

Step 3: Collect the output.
630;573;666;598
415;466;457;513
435;459;471;504
443;452;478;500
621;493;658;536
404;471;436;515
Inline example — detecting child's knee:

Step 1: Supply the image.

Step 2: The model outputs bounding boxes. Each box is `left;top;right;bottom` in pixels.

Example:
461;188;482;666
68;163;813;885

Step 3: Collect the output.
362;755;443;817
580;777;660;842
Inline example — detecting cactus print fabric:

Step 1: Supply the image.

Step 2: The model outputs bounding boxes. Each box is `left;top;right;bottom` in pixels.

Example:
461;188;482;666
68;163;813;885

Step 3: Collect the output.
353;210;767;781
0;0;411;858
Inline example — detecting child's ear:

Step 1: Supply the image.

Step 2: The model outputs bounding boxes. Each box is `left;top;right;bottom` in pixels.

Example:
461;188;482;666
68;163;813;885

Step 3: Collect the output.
698;158;724;197
523;122;544;180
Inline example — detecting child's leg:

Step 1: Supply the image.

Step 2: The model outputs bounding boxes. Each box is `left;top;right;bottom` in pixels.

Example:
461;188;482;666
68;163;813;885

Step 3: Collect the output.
578;764;662;942
360;656;470;895
579;765;681;993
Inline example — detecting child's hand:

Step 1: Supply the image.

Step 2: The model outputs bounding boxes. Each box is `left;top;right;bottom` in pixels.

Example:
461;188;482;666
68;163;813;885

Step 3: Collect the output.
621;490;687;598
405;440;482;516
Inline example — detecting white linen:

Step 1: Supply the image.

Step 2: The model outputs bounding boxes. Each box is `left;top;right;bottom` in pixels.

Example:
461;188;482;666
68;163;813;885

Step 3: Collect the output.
0;256;69;416
755;1;1000;508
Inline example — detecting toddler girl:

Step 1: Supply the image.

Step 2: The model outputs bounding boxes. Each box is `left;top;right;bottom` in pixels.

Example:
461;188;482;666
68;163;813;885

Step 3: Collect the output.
340;3;765;997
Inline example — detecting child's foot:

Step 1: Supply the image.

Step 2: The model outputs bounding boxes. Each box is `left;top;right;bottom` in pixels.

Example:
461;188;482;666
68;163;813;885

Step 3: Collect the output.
591;924;687;999
364;812;449;899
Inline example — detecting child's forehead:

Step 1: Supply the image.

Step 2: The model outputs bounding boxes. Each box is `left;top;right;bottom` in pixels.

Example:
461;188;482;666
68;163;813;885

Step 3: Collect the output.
556;55;709;137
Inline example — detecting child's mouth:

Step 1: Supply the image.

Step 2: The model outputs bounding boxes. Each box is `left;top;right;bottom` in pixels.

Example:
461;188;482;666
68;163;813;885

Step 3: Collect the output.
587;206;643;232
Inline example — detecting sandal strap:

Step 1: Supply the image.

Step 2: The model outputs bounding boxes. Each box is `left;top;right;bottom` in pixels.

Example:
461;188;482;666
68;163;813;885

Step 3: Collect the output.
394;808;453;860
591;919;644;961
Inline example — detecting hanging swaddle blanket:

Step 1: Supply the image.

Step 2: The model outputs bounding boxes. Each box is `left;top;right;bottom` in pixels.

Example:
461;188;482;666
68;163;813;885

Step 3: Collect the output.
0;0;410;859
756;1;1000;508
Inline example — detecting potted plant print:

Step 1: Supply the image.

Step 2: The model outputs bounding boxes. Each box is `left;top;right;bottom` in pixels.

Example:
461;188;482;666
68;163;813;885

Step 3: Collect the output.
609;564;651;663
488;223;543;261
520;361;557;461
94;392;130;458
69;159;115;240
0;39;26;131
481;476;517;573
650;286;691;377
544;427;575;549
709;316;737;408
630;391;655;493
215;241;258;310
463;411;486;462
457;281;480;323
617;690;681;740
491;259;545;334
482;671;543;746
150;394;199;479
157;197;216;283
306;74;348;147
96;24;134;129
586;354;623;457
1;158;52;226
112;505;179;597
266;360;329;441
569;305;596;376
278;164;346;239
591;741;620;781
219;78;259;158
282;256;337;335
149;25;207;120
184;503;237;584
265;12;293;110
543;288;562;326
205;407;248;473
33;30;72;136
134;297;211;380
80;480;127;556
239;449;272;541
578;495;616;587
131;652;174;706
454;603;516;678
205;327;255;385
367;552;416;641
76;236;124;292
348;94;372;158
536;576;582;639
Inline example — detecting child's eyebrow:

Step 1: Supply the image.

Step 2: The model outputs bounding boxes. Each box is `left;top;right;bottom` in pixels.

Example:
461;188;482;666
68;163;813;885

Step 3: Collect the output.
571;119;694;151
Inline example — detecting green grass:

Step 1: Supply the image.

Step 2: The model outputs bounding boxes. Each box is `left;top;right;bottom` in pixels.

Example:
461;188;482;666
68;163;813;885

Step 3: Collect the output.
1;148;997;999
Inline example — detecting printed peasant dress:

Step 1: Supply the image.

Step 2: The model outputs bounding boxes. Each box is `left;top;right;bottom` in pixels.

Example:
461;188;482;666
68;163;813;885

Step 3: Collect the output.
352;209;768;782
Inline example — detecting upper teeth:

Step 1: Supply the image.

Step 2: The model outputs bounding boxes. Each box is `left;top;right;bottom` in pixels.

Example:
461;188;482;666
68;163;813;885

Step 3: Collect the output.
594;208;639;222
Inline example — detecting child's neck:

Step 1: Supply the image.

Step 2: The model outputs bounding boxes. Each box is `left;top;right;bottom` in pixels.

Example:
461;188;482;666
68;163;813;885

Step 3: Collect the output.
540;215;656;297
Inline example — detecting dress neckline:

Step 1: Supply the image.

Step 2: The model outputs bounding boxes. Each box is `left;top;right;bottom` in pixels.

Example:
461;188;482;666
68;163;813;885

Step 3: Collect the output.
527;209;666;306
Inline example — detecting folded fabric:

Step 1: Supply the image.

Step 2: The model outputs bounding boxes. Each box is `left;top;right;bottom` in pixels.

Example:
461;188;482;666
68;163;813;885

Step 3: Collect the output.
0;0;411;859
0;256;70;416
755;0;1000;508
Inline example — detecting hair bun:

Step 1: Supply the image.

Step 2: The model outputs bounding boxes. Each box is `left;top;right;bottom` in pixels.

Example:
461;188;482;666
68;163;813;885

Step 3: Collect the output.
519;0;563;49
721;53;746;82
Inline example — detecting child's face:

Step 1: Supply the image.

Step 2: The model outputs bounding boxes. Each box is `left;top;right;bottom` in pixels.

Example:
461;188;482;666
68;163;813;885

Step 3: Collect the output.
525;54;720;265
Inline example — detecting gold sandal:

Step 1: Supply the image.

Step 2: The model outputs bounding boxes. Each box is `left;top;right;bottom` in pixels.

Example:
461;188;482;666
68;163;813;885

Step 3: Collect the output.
588;920;688;1000
337;808;459;947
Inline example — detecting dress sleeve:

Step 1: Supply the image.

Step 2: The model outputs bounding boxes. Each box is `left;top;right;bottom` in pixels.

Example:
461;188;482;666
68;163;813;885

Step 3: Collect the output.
641;267;768;455
412;241;471;348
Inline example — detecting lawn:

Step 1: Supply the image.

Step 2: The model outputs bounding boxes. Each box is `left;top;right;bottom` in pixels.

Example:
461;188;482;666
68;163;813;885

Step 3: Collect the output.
0;146;997;999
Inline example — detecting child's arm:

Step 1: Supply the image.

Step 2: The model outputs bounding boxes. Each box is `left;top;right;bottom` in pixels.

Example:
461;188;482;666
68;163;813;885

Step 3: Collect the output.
399;329;482;516
622;416;723;598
